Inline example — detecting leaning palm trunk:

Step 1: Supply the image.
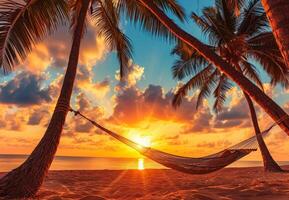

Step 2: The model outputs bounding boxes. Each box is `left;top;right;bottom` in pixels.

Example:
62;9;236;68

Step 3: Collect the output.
243;93;283;172
0;0;90;198
262;0;289;68
138;0;289;135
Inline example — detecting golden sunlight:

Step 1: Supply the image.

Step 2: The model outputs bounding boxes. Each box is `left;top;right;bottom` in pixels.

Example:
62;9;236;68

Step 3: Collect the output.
131;135;151;147
138;158;144;170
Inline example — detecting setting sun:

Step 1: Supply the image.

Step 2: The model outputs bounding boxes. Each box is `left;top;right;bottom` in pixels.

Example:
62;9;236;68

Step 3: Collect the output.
131;134;151;148
138;158;144;170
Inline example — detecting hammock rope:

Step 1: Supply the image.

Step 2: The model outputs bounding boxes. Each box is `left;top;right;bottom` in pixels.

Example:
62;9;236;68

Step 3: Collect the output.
69;108;288;174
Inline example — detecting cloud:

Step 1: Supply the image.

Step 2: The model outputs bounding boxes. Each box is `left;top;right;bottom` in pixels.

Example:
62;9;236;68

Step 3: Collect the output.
45;24;107;68
0;72;52;106
64;93;104;135
20;23;108;75
28;108;49;125
109;84;213;133
0;119;6;128
74;121;94;133
115;59;144;91
23;44;53;73
3;107;26;131
213;89;253;129
78;77;111;99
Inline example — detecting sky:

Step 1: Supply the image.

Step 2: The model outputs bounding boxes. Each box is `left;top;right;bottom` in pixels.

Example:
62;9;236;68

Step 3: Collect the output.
0;0;289;161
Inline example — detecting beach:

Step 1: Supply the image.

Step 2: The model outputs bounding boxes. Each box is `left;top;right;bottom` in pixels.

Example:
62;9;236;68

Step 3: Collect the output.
1;167;288;200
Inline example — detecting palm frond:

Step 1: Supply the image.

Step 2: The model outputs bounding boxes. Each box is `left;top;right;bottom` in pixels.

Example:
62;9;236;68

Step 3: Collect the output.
249;51;289;88
90;0;133;78
171;43;209;80
248;32;289;88
196;69;219;109
216;0;237;32
241;60;264;90
172;64;214;108
213;74;233;113
191;11;223;46
0;0;68;72
117;0;185;42
237;0;268;37
220;0;245;16
153;0;185;22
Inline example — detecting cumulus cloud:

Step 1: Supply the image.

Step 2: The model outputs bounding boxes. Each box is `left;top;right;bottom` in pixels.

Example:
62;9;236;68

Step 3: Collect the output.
20;23;108;75
28;108;50;125
78;77;111;99
115;59;144;91
23;44;53;73
64;93;104;136
109;84;213;133
214;107;249;129
0;72;52;106
46;24;107;68
212;87;255;129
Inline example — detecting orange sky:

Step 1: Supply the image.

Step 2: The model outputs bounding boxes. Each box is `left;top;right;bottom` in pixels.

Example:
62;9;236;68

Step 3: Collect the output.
0;23;288;162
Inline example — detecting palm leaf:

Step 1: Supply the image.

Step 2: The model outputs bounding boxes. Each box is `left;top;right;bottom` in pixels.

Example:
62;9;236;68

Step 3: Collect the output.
248;32;289;88
249;51;289;87
213;74;233;113
90;0;133;78
172;64;213;108
171;43;209;80
216;0;237;33
237;0;268;37
196;69;219;109
0;0;68;72
191;11;223;46
117;0;185;41
241;60;264;90
216;0;245;16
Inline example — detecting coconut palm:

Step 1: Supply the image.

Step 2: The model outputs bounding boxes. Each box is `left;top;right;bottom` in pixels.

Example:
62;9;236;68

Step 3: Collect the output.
0;0;185;198
218;0;289;68
261;0;289;69
0;0;68;197
171;0;288;172
136;0;289;134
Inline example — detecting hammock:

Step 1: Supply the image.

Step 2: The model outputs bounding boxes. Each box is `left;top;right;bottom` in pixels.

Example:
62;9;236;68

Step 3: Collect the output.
70;109;281;174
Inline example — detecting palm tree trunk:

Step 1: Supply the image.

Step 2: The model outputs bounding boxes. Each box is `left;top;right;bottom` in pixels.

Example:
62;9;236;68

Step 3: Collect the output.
138;0;289;135
0;0;90;198
261;0;289;68
243;93;283;172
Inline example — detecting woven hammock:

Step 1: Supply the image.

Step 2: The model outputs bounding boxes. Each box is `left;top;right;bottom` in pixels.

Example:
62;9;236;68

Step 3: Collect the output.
70;109;279;174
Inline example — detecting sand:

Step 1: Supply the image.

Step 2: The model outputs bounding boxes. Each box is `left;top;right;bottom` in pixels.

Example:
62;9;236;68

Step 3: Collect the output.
1;167;289;200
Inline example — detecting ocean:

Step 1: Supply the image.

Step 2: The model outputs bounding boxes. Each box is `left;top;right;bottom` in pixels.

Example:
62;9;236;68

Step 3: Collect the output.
0;154;288;172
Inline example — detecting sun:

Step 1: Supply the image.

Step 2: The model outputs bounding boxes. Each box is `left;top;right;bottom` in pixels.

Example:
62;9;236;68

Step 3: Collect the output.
128;129;152;147
132;136;151;147
138;158;145;170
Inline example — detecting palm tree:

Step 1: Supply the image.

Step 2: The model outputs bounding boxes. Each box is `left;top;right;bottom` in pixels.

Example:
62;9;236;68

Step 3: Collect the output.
0;0;185;198
171;0;288;172
136;0;289;134
261;0;289;69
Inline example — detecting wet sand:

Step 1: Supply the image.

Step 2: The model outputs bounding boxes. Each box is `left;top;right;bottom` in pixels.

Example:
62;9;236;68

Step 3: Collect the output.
1;167;289;199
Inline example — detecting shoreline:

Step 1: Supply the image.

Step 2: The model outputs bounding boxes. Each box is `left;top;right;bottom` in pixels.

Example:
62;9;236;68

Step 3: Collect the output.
1;164;288;173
